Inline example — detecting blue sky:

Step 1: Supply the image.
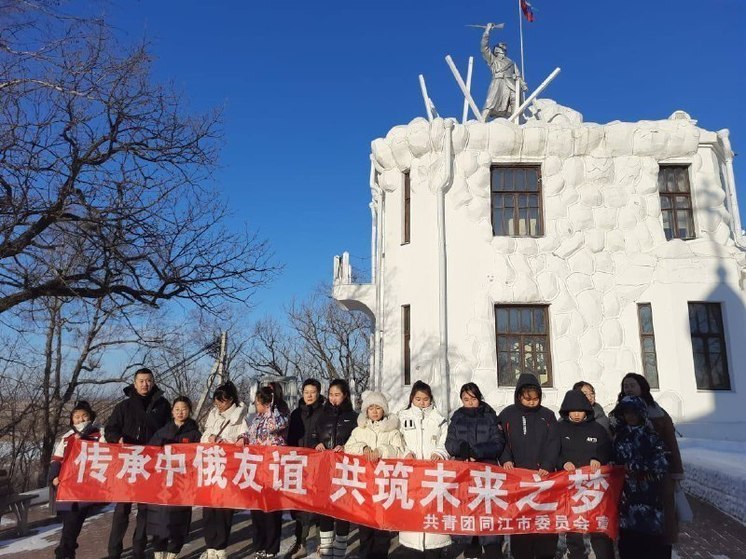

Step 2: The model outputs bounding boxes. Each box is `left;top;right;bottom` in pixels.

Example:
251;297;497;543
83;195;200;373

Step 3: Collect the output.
102;0;745;319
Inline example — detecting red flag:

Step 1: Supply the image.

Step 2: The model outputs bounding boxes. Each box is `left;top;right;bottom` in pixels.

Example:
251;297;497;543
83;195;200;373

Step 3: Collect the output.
521;0;536;22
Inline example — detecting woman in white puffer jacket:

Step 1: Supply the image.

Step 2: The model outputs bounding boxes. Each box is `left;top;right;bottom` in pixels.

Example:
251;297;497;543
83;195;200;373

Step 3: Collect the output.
345;391;406;559
397;381;451;558
199;381;249;559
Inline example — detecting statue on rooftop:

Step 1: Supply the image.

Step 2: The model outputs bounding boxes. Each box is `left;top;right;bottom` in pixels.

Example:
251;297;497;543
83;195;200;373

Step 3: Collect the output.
480;23;525;120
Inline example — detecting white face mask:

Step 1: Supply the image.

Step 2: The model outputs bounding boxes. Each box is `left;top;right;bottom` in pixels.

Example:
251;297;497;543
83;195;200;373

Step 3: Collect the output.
74;421;91;432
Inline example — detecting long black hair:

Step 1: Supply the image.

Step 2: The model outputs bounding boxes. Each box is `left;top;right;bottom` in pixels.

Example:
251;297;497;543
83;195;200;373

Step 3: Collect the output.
213;380;239;405
406;380;435;409
459;382;484;403
329;378;351;402
265;381;290;414
256;386;276;410
617;373;655;406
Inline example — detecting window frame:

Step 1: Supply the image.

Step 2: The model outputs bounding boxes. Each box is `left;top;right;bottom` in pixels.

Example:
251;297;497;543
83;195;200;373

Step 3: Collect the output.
402;171;411;245
658;165;696;241
636;303;660;389
494;304;553;387
402;304;411;386
687;302;731;391
490;165;544;238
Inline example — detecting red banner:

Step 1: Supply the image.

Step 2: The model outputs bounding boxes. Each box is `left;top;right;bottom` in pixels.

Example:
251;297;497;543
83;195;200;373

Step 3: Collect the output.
58;439;624;538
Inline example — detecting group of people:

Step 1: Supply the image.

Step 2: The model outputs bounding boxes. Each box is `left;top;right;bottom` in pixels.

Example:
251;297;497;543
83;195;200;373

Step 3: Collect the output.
49;368;684;559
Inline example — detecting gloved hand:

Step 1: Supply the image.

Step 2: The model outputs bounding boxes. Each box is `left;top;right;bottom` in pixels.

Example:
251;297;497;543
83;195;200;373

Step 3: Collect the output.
459;441;472;460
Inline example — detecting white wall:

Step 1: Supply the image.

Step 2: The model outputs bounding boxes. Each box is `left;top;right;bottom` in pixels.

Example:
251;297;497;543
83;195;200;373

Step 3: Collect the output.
357;102;746;440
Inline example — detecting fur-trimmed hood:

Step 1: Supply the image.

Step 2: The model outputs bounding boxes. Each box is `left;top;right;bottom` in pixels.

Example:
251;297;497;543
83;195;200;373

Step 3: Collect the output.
358;413;399;431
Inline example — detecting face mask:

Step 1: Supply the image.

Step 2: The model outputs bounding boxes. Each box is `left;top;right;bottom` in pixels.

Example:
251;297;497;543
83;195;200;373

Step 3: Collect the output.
74;421;91;432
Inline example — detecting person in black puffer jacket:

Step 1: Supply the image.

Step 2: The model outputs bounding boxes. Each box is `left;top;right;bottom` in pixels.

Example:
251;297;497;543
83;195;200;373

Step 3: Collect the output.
147;396;202;559
445;383;505;559
497;373;559;559
287;378;326;559
105;368;171;559
309;379;358;559
557;389;613;559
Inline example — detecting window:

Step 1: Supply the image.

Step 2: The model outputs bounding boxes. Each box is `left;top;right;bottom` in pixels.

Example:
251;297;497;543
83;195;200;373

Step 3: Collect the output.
658;166;695;240
495;305;552;386
637;303;660;389
491;166;543;237
688;303;731;390
402;172;411;244
402;305;411;385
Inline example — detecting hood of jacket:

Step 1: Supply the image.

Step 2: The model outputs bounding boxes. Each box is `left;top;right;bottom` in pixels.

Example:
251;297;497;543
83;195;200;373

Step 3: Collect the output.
617;395;648;420
357;413;400;432
559;389;594;420
515;373;543;411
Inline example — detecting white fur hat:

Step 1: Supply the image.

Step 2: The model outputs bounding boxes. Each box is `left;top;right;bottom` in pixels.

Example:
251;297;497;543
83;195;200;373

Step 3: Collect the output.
361;390;389;416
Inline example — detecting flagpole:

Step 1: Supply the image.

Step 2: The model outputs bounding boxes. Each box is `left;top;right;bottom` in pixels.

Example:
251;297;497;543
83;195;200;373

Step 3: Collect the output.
517;0;525;81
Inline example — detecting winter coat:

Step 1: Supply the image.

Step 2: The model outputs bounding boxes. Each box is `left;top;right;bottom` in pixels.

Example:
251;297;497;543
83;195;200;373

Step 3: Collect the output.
613;421;669;536
445;402;504;464
49;424;102;512
610;399;685;544
104;385;171;445
445;401;503;547
150;417;202;446
557;390;612;469
344;414;407;459
200;402;250;444
497;373;560;471
309;400;358;450
398;405;449;460
287;396;326;448
147;419;202;543
648;403;684;545
397;405;451;552
242;406;289;446
592;403;611;436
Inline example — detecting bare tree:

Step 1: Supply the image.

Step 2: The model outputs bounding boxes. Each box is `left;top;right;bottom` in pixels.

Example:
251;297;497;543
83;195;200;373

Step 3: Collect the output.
245;316;303;378
29;297;160;485
286;287;371;399
0;3;275;315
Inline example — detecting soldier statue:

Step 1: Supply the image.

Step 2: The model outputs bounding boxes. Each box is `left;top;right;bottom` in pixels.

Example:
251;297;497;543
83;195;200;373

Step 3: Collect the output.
480;23;525;120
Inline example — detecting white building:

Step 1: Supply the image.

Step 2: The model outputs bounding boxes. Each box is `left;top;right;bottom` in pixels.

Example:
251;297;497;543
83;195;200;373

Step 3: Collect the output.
333;100;746;441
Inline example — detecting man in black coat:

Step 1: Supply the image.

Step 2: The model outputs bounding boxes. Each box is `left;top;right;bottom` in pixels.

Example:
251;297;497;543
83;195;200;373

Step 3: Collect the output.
105;368;170;559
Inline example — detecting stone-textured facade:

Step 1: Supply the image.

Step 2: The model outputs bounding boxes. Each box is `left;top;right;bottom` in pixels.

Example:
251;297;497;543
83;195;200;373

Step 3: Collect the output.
334;101;746;440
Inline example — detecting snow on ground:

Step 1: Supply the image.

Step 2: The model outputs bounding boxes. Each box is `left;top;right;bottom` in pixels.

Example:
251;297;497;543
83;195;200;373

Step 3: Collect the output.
0;505;114;556
679;437;746;525
0;520;62;555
